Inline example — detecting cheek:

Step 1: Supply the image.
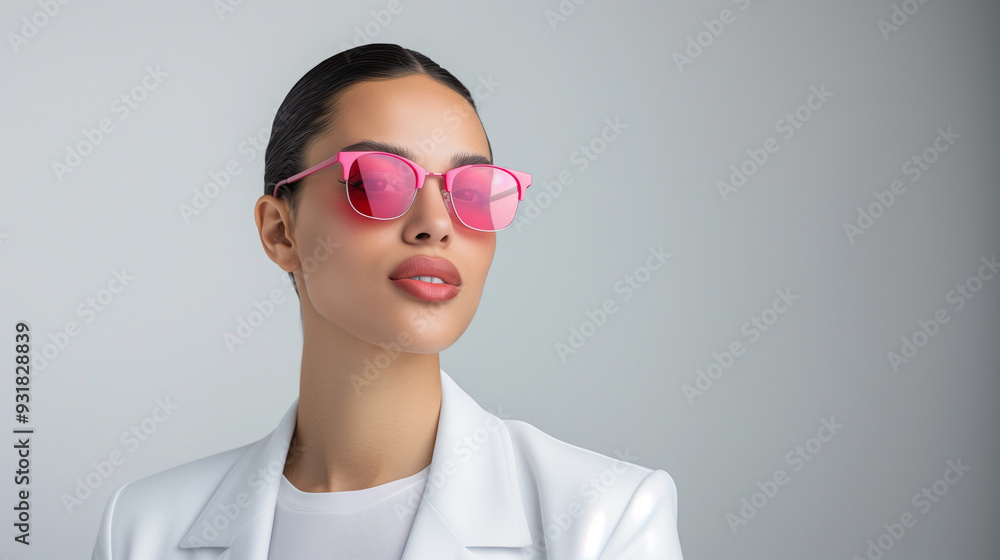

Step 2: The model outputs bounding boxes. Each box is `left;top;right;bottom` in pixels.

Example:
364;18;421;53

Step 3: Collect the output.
472;236;497;279
295;191;368;268
456;236;496;305
299;182;363;228
294;221;354;295
299;223;370;289
300;242;386;336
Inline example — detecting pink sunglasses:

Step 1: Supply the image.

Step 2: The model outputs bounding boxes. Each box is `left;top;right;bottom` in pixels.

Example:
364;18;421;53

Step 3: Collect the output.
272;151;532;232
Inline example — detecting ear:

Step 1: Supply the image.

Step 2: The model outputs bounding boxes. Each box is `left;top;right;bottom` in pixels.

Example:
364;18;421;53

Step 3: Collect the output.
255;194;301;273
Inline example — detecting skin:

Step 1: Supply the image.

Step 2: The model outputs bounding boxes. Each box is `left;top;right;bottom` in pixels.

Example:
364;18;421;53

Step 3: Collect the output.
254;74;496;493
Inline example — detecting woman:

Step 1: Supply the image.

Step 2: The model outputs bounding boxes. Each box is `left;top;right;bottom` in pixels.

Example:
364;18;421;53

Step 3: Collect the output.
91;43;683;560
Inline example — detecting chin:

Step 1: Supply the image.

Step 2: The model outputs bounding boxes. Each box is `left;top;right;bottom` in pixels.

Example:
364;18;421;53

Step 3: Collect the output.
393;317;468;354
341;310;464;355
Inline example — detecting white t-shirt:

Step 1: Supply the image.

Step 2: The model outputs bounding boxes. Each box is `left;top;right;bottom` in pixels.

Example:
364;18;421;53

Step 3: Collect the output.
266;465;430;560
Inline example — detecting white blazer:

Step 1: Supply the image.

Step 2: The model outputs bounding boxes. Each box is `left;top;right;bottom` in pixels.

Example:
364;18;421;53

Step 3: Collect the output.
91;369;683;559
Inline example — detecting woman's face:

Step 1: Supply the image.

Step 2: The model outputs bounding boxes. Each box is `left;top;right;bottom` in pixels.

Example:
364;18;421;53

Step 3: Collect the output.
272;74;496;354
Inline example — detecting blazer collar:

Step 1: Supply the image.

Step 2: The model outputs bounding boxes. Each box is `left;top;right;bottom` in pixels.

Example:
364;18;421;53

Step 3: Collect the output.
179;368;533;559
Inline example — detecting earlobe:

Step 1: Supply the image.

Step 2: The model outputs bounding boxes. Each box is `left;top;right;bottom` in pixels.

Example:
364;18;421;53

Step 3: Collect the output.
255;194;300;273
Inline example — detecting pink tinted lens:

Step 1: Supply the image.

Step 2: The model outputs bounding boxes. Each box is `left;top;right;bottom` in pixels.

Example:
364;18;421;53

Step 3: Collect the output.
450;166;520;231
346;153;416;218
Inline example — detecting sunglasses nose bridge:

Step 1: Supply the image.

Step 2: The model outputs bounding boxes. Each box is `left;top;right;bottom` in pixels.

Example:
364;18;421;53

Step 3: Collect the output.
411;170;453;211
429;172;454;207
419;170;447;190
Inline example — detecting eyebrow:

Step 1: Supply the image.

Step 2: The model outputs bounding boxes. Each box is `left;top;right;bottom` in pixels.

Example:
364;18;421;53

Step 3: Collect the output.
338;139;493;168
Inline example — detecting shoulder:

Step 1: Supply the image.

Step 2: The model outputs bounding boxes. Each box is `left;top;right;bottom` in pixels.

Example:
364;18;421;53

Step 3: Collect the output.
91;441;254;556
503;417;655;484
501;419;683;559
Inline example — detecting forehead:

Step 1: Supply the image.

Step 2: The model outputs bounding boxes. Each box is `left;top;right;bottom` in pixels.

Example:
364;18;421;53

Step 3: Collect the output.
319;74;490;163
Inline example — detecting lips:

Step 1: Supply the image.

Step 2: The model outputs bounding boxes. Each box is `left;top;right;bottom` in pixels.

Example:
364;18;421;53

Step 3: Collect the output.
388;256;462;303
389;255;462;286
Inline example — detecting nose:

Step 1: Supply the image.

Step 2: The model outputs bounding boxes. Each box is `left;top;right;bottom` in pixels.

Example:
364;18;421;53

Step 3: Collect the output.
401;174;454;244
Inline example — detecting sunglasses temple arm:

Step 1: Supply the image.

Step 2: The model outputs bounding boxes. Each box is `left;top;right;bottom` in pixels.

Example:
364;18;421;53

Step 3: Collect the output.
488;171;531;202
272;155;344;196
511;171;531;200
490;186;520;203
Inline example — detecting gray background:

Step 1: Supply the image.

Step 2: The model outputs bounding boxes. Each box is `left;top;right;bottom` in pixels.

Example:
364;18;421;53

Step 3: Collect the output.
1;0;998;558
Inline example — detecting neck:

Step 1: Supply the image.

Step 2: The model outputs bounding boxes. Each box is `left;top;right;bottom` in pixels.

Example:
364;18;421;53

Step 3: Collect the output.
284;313;442;493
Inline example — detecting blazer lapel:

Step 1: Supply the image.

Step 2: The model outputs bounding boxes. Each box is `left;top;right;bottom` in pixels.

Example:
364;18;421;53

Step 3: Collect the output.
399;370;533;558
177;398;298;559
176;369;533;559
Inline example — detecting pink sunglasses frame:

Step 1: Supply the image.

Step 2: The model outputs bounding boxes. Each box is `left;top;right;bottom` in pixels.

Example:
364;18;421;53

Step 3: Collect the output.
271;151;532;231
